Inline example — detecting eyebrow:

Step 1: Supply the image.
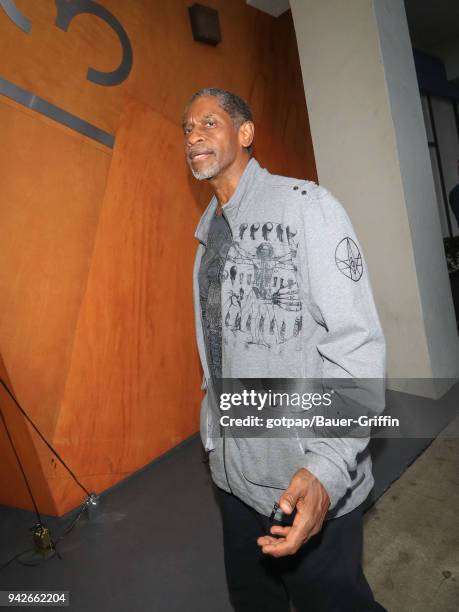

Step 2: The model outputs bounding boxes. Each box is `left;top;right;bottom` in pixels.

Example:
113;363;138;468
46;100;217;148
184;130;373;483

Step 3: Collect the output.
181;112;218;129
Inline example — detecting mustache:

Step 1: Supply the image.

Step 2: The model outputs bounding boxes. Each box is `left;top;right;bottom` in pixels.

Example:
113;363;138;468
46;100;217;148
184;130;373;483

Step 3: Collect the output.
188;148;214;160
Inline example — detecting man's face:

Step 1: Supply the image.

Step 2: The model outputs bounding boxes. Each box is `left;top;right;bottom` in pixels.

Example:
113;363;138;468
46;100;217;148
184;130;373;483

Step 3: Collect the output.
183;96;242;180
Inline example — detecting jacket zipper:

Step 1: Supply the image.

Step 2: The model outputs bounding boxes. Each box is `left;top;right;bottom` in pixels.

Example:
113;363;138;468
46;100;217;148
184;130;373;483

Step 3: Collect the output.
220;210;234;494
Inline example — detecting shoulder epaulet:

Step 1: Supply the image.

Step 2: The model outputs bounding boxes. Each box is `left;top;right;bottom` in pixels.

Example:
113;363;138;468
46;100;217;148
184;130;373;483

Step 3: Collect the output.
290;179;311;197
264;172;329;202
302;182;328;200
289;180;328;202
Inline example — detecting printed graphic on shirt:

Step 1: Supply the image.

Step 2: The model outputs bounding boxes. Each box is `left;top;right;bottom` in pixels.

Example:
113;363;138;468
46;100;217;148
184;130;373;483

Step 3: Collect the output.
199;214;233;379
335;237;363;282
222;221;302;349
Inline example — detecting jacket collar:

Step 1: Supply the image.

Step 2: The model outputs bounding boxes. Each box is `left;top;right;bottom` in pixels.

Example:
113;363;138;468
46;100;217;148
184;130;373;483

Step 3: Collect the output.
194;157;266;245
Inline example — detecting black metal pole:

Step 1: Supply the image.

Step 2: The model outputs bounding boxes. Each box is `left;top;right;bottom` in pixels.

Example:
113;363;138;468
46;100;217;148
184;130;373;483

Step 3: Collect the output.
426;94;453;238
453;99;459;141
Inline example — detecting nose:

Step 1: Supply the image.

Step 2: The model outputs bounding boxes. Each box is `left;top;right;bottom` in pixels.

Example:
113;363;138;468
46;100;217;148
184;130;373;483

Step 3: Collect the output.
186;126;205;148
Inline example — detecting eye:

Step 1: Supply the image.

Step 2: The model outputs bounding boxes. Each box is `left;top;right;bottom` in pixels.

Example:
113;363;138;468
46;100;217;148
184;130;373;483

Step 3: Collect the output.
183;125;192;135
206;119;216;127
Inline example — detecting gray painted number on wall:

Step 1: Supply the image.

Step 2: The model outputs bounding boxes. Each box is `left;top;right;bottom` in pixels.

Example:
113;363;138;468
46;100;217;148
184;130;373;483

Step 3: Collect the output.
0;0;32;33
0;0;133;87
54;0;133;87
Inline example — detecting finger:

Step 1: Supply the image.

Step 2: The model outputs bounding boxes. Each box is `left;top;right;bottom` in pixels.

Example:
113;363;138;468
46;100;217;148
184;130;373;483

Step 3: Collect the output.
261;538;297;557
270;525;291;536
262;527;311;557
264;517;314;557
278;492;297;515
278;471;311;514
257;535;278;547
285;520;313;547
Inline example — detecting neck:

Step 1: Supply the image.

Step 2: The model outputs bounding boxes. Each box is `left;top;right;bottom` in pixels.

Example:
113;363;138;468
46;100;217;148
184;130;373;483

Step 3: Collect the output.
210;155;250;213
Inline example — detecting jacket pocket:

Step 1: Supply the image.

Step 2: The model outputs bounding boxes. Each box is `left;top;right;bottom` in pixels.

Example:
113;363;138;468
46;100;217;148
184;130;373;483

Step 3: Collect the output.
235;437;304;491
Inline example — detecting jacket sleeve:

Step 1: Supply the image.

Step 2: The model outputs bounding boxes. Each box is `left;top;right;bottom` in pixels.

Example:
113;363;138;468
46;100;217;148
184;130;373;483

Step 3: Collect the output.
299;186;387;510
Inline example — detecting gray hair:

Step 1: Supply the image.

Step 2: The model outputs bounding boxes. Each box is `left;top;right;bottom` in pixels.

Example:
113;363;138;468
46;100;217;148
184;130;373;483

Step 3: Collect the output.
183;88;253;155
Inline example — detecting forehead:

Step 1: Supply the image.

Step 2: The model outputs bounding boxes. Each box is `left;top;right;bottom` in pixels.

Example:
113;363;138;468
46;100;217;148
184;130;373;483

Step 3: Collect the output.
183;96;230;123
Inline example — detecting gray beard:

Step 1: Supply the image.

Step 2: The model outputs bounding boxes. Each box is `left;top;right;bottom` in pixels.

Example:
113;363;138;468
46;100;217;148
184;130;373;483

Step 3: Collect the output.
189;158;220;180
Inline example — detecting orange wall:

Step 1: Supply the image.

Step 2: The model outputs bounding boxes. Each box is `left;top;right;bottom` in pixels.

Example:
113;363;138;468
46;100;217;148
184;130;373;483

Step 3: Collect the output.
0;0;316;515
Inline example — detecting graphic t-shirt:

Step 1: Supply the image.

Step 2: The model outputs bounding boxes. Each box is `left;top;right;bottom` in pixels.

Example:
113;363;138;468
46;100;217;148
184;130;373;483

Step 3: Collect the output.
198;211;233;380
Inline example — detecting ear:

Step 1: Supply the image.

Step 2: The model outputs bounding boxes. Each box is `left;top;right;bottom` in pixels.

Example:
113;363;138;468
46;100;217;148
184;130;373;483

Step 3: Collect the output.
238;121;255;150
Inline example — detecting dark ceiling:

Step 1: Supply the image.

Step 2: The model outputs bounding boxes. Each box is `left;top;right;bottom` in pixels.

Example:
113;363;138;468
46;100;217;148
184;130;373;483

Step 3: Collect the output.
404;0;459;49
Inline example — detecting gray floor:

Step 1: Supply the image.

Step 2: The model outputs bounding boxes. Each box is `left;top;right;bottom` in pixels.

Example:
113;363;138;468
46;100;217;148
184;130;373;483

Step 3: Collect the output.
364;415;459;612
0;439;231;612
0;387;458;611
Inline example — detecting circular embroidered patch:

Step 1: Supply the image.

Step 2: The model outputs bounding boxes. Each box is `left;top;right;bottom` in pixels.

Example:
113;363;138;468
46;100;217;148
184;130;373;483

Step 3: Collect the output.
335;237;363;281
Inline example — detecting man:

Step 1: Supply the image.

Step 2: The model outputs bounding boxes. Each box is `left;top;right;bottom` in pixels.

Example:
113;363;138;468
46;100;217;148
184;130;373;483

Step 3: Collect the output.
183;87;387;612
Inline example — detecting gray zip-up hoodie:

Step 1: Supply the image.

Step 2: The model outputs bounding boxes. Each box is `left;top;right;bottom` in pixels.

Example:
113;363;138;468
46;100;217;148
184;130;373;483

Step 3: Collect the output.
193;158;386;520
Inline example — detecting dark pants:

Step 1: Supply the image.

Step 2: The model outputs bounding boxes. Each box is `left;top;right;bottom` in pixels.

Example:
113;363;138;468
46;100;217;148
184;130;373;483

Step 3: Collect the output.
215;486;387;612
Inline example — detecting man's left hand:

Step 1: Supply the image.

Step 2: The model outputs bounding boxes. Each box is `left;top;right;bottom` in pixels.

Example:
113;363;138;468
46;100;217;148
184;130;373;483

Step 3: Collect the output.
257;468;330;557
